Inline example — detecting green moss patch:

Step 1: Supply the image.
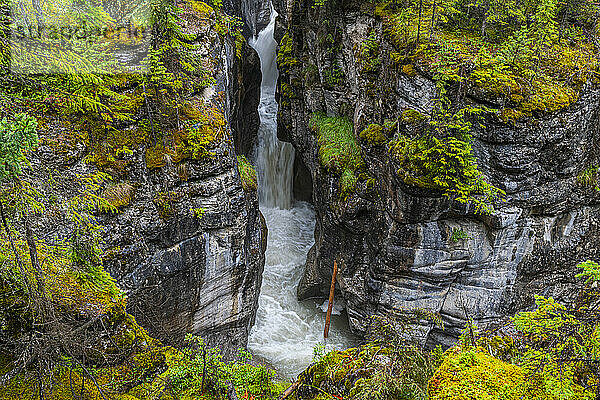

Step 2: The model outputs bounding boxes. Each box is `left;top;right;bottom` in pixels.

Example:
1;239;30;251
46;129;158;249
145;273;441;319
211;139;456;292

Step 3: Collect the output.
309;113;364;197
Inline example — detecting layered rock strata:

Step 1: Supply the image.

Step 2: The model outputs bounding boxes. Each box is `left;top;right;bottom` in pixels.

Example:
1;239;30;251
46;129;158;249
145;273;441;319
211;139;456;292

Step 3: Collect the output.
274;0;600;345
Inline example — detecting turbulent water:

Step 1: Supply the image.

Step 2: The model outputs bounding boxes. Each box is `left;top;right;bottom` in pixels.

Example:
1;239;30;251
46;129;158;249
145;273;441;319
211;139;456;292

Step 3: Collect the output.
247;7;356;378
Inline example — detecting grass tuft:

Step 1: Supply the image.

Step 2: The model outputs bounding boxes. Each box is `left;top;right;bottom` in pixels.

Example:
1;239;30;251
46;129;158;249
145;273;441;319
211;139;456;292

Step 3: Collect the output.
309;113;364;196
237;155;258;191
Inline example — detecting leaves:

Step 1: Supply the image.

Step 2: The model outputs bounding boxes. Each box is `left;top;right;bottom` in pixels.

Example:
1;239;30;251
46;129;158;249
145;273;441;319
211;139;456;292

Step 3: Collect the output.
509;260;600;398
390;101;504;214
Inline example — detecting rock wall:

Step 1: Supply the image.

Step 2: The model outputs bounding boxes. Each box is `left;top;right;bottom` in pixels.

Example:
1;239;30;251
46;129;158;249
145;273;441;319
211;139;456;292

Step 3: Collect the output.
26;1;266;357
274;0;600;346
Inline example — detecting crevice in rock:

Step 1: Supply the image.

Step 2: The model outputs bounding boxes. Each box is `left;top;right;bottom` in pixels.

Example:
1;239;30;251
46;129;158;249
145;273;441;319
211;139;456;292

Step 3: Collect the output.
293;154;313;203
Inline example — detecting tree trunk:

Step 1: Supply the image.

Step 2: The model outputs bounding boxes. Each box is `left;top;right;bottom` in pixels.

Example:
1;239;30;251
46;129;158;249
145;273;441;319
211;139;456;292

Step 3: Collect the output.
0;201;27;281
417;0;423;43
430;0;437;41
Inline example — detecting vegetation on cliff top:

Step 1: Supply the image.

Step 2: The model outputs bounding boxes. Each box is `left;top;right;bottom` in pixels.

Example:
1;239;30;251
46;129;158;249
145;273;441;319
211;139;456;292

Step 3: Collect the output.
1;0;245;179
293;0;598;213
377;0;599;121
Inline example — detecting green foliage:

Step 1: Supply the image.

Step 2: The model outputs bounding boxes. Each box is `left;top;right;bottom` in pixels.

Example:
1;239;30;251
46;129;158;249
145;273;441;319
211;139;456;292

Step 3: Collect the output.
390;99;504;214
510;260;600;399
0;114;38;182
166;335;283;399
277;32;299;71
309;113;364;197
0;0;239;177
575;260;600;284
312;342;326;363
322;65;345;88
578;165;600;191
450;228;470;242
376;0;599;122
358;31;382;75
193;207;206;219
236;155;258;192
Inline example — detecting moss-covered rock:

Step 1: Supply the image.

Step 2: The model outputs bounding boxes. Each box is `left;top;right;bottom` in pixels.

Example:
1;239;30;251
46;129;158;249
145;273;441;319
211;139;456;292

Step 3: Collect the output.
428;346;593;400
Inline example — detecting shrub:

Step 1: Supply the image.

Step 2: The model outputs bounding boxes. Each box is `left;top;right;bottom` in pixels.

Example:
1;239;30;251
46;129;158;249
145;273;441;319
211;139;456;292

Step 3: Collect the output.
450;228;470;242
166;335;283;399
295;311;444;400
390;102;504;214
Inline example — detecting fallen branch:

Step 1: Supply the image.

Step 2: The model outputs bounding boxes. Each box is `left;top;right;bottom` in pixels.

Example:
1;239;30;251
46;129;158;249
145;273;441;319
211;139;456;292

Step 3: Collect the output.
278;380;301;400
324;260;338;340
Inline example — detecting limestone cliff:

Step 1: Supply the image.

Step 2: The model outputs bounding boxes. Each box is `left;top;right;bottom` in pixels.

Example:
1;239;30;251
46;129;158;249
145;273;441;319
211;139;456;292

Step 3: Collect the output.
274;0;600;345
16;0;266;357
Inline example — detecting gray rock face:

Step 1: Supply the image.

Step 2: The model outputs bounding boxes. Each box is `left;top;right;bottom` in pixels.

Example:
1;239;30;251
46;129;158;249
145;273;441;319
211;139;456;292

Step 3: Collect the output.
26;3;266;358
226;0;272;38
275;0;600;346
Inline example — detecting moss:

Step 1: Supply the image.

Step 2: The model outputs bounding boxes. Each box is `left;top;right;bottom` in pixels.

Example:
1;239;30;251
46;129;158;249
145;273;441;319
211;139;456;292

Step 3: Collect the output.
145;143;169;169
101;182;136;210
297;342;439;400
153;191;183;220
309;113;361;172
401;108;428;124
359;123;387;145
236;155;258;191
428;347;526;400
401;64;417;77
428;346;592;400
309;113;365;199
188;0;215;18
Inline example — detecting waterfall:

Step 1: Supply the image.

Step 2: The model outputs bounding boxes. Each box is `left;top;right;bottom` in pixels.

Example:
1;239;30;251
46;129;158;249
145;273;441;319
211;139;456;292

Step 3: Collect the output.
251;6;294;209
247;6;356;379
